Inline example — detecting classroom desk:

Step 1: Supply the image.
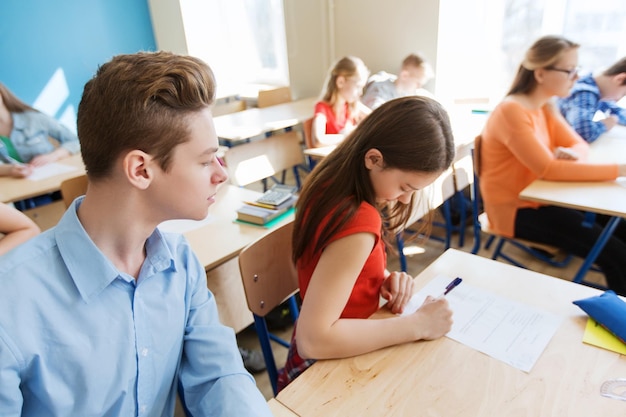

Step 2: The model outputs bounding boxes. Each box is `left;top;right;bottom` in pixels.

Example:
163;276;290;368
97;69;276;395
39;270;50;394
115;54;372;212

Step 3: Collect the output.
214;97;316;146
519;127;626;283
275;249;626;417
0;154;85;203
267;398;298;417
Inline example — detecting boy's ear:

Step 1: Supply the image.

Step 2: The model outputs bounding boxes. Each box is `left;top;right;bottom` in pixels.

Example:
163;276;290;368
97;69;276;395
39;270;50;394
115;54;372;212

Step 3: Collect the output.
123;150;153;190
616;72;626;86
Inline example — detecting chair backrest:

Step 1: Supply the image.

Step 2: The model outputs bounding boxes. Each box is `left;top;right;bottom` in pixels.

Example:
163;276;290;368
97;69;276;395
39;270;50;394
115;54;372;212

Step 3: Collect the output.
238;221;299;395
239;221;298;317
212;99;246;116
257;86;292;108
222;130;305;187
470;137;574;267
60;174;88;208
302;117;314;149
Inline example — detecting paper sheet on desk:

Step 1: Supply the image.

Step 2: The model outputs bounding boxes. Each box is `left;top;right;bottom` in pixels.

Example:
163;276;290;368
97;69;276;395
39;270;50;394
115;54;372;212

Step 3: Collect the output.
401;275;562;372
158;214;216;233
26;163;78;181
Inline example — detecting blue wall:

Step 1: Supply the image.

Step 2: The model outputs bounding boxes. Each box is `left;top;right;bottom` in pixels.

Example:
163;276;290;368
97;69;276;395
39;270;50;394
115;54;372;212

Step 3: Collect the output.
0;0;156;129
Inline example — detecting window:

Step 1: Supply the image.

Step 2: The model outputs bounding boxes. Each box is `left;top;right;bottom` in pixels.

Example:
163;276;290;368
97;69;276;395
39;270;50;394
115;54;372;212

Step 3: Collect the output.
437;0;626;107
182;0;289;96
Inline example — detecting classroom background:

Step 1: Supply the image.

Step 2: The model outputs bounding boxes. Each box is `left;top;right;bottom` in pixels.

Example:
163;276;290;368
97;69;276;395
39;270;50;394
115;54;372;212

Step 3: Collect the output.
2;0;625;132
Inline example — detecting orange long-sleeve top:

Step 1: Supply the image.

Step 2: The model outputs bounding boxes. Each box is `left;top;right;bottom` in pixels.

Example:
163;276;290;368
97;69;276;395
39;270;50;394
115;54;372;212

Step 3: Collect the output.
480;99;619;237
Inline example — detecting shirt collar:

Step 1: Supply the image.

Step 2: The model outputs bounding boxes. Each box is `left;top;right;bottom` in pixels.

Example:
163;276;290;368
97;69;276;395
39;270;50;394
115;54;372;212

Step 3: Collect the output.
54;196;176;302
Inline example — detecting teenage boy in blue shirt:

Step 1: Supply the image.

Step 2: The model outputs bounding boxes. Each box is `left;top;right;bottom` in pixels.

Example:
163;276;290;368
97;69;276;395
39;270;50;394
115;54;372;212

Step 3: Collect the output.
558;57;626;142
0;52;272;416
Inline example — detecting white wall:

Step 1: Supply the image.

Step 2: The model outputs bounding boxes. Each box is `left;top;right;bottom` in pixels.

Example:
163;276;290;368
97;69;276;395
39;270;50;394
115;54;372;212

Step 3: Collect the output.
149;0;447;102
284;0;441;100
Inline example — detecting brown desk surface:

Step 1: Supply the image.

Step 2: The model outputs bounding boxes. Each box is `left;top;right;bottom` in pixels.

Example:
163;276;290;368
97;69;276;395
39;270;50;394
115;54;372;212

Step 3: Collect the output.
276;249;626;417
0;154;85;203
182;185;294;270
214;97;316;144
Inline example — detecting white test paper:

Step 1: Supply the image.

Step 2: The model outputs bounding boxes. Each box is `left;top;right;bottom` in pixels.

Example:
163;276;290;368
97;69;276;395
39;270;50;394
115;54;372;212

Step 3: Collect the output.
401;275;562;372
26;163;78;181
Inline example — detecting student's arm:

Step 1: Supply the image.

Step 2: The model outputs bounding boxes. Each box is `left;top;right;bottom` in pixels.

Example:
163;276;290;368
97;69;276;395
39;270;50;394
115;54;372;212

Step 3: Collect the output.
498;102;617;181
28;147;71;167
0;204;40;255
296;232;452;360
312;113;344;147
602;101;626;126
0;163;33;178
0;335;22;416
355;101;372;123
28;115;80;167
562;90;608;142
178;249;271;416
44;115;80;155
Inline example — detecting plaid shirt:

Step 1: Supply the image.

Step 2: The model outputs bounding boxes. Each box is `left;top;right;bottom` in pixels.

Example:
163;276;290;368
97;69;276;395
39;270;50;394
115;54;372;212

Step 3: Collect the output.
276;325;316;393
558;74;626;143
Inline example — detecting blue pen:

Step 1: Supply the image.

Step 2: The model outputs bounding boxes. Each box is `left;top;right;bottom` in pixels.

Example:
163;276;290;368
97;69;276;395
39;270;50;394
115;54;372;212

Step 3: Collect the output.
437;277;462;298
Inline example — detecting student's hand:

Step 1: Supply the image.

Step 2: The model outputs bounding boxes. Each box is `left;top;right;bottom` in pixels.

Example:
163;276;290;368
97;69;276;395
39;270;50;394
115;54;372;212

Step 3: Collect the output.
554;146;579;160
380;271;415;314
618;164;626;177
602;115;619;131
10;164;34;178
411;296;453;340
30;148;70;167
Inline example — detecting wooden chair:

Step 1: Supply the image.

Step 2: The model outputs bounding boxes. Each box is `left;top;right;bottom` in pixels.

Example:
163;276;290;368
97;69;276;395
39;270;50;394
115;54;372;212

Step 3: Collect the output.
470;135;575;268
60;174;88;208
222;130;305;191
257;86;292;108
238;221;299;395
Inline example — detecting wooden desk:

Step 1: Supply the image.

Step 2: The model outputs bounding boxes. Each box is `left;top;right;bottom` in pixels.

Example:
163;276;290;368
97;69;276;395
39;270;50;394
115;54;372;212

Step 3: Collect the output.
303;145;334;160
0;154;85;203
214;97;316;145
267;398;298;417
520;127;626;283
276;249;626;416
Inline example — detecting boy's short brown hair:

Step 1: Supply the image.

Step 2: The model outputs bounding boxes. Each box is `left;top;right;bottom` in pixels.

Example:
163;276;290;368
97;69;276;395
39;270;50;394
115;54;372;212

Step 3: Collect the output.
77;51;216;179
604;57;626;85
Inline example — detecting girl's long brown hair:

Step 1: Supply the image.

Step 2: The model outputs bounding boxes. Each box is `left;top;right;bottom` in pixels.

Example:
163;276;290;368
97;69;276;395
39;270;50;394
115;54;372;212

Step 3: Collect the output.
293;95;455;263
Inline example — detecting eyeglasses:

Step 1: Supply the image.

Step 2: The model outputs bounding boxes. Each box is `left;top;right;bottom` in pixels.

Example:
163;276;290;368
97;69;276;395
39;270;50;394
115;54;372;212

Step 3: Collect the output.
545;66;580;80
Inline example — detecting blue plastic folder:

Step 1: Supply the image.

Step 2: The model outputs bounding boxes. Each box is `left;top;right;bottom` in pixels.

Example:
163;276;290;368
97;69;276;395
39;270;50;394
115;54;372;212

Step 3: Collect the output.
573;290;626;344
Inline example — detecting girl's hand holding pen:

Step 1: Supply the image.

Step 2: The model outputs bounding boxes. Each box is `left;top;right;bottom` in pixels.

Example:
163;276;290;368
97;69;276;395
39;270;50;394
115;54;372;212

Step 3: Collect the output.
380;270;415;314
412;296;453;340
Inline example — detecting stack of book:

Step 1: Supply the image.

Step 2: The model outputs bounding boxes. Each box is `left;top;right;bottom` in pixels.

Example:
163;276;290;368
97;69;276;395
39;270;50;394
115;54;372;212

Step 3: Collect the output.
236;184;298;226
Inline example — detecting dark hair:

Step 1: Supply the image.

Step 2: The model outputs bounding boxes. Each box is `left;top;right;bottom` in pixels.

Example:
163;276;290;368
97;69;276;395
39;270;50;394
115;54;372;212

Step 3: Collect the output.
293;95;455;262
77;51;216;180
0;82;36;113
604;57;626;85
507;35;579;96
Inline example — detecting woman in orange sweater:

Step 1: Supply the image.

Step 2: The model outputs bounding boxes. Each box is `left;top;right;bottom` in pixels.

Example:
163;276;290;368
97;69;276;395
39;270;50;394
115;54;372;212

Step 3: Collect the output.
480;35;626;295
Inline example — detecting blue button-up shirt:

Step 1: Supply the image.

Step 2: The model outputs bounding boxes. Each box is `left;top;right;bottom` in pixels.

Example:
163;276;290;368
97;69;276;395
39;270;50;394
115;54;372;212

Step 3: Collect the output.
2;111;80;163
558;74;626;143
0;197;271;416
